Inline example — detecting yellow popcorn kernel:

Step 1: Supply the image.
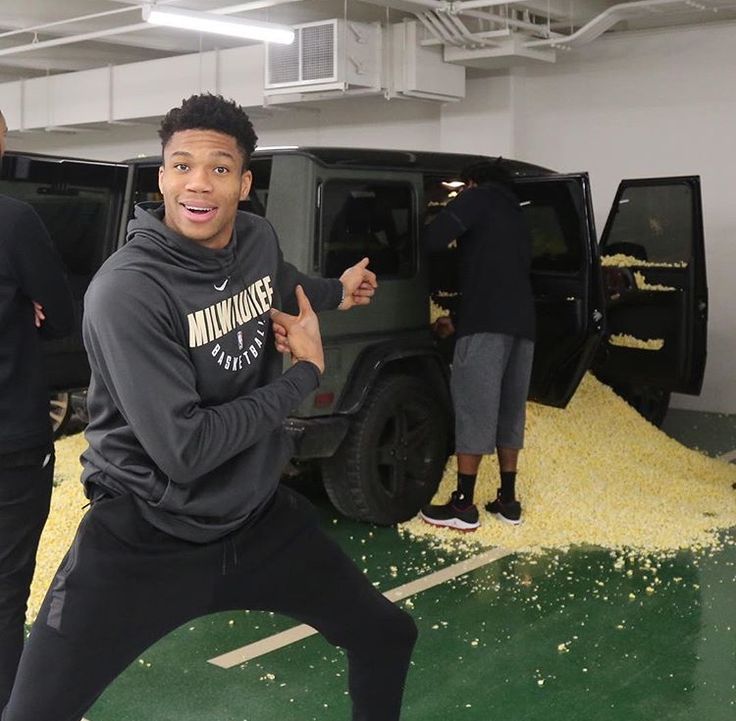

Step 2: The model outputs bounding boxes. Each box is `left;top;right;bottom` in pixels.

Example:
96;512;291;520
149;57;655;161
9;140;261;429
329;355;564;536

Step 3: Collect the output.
609;334;665;351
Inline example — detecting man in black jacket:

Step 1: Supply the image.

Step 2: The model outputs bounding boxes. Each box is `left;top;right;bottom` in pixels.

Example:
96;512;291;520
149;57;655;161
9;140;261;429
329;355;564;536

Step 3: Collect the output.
0;110;74;710
420;161;536;531
2;95;416;721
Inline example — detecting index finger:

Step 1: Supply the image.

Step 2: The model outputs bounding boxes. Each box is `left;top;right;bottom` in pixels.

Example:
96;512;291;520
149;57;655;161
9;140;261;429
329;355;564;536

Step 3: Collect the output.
270;307;293;327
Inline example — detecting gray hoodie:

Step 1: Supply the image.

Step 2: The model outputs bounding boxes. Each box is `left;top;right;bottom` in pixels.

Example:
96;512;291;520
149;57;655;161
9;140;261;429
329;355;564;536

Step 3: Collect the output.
81;205;342;542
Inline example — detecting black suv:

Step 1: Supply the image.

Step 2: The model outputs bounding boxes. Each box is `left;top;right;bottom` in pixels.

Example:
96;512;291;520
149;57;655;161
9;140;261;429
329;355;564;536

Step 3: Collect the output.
0;148;707;524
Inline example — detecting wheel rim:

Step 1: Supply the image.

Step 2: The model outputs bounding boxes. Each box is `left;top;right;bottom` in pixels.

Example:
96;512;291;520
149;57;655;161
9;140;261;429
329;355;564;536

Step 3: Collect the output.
374;396;439;500
49;393;70;433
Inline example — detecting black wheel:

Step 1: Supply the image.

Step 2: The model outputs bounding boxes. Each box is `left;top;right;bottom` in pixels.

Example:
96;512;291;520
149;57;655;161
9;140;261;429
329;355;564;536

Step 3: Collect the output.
614;385;671;427
49;391;73;438
321;375;450;525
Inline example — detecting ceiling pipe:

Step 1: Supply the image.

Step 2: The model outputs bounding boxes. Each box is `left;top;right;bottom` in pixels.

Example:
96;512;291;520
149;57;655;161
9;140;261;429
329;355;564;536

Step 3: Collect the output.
0;23;153;58
454;0;529;9
419;27;511;45
417;11;465;45
445;12;500;46
461;8;559;36
0;6;139;39
435;9;470;39
524;0;694;47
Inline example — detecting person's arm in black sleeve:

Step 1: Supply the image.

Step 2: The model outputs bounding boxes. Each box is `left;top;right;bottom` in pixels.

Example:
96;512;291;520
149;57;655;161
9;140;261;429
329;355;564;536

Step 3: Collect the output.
8;203;74;339
275;242;342;314
83;272;320;484
421;188;482;254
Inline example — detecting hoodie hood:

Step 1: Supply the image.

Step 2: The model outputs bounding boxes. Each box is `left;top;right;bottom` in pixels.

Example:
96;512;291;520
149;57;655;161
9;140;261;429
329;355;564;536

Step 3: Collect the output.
127;202;238;275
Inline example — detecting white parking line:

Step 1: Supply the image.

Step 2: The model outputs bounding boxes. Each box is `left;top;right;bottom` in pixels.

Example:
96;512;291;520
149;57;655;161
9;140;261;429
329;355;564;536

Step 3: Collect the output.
208;545;512;669
718;449;736;463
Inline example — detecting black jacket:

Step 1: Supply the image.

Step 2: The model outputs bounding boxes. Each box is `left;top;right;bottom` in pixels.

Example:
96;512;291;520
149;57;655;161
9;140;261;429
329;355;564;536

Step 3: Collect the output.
0;195;74;455
422;183;535;341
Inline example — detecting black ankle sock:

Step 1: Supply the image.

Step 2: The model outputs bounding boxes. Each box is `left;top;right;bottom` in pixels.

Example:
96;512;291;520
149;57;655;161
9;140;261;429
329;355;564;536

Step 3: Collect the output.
457;473;477;504
500;471;517;502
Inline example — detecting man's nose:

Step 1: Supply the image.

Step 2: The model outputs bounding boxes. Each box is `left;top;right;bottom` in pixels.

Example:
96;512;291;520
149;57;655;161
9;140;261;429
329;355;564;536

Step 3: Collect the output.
185;168;212;192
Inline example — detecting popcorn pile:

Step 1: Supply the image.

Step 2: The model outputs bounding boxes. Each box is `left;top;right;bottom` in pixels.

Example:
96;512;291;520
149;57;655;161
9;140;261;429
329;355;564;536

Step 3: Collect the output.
401;373;736;554
609;334;665;351
31;376;736;624
632;271;676;292
600;254;687;269
28;433;88;622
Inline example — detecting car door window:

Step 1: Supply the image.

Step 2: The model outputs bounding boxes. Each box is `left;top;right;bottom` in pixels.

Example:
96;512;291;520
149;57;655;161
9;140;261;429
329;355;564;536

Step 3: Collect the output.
517;180;586;273
320;180;415;278
601;183;693;264
0;156;124;282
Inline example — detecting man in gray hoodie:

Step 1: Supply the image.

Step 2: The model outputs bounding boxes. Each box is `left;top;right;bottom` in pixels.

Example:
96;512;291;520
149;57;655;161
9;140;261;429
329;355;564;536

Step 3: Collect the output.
2;94;417;721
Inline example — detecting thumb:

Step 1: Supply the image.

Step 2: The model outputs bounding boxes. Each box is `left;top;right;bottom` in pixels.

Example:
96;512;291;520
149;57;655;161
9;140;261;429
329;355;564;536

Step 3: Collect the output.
295;285;314;317
355;257;370;271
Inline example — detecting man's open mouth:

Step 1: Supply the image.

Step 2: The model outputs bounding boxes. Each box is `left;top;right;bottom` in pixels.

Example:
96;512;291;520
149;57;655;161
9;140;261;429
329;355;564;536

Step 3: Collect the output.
181;203;217;221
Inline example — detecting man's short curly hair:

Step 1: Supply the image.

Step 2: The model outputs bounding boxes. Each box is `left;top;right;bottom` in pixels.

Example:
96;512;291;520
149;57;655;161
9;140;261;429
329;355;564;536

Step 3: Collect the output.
460;159;513;188
158;94;258;169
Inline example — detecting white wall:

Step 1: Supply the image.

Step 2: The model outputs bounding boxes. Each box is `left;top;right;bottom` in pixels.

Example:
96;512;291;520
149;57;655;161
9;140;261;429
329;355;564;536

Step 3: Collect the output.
4;22;734;411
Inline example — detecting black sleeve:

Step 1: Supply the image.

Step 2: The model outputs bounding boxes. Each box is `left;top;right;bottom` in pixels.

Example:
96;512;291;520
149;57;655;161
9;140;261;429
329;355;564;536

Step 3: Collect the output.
7;203;74;339
271;224;342;315
420;189;482;254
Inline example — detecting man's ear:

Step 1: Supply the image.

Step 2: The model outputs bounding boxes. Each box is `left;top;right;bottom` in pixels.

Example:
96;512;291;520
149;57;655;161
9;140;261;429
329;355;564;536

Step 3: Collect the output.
158;165;164;194
240;169;253;201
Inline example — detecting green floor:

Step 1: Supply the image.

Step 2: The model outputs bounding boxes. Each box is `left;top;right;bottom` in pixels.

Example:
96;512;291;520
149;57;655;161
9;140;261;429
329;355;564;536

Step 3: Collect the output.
80;410;735;721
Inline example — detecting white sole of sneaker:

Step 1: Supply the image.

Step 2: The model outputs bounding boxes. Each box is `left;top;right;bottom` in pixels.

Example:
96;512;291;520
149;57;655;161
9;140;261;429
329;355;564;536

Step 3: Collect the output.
419;512;480;531
492;512;522;526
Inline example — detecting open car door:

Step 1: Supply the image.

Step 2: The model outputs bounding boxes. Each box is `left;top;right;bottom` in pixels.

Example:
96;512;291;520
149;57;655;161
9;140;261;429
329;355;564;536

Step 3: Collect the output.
593;176;707;421
518;174;605;407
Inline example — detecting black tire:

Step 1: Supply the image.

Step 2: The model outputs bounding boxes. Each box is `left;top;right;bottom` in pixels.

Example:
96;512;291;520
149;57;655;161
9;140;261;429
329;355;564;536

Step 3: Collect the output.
49;391;73;438
321;374;450;525
614;385;671;427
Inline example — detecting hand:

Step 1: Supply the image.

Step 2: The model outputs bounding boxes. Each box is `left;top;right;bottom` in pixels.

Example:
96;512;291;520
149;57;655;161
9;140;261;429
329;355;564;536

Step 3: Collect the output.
270;286;325;374
339;257;377;310
432;315;455;339
32;301;46;328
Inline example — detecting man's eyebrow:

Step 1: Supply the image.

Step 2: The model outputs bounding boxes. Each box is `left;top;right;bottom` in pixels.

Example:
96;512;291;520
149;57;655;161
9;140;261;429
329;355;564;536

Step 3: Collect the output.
168;150;237;162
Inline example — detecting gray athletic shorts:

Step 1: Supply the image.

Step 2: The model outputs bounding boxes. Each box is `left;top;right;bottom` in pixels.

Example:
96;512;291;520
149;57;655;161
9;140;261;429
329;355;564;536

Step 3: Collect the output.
451;332;535;454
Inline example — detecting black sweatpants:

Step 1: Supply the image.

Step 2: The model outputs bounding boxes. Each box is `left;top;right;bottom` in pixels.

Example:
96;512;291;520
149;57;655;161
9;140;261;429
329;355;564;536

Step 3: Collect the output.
1;486;417;721
0;451;53;711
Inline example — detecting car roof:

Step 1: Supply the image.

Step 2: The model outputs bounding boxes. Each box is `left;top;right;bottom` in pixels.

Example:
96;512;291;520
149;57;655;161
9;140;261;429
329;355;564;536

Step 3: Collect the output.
124;146;556;177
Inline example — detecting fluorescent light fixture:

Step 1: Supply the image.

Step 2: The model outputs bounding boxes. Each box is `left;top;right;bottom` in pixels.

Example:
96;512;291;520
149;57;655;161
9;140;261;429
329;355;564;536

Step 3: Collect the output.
442;180;465;189
142;5;295;45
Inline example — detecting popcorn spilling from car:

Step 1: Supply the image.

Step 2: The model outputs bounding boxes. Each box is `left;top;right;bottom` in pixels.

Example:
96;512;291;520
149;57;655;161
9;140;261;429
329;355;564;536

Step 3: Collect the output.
401;373;736;555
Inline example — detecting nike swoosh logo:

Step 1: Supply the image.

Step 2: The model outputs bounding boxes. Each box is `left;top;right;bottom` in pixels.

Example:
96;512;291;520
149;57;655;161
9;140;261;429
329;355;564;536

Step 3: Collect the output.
214;279;229;291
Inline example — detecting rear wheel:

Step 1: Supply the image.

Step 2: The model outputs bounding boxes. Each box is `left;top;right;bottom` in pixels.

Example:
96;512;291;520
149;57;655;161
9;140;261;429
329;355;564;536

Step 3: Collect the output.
49;391;73;438
321;374;450;525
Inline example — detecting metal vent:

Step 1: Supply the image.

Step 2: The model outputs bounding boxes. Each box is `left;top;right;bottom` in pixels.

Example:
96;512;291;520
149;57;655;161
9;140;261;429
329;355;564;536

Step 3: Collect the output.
266;20;338;88
301;23;335;81
267;32;301;85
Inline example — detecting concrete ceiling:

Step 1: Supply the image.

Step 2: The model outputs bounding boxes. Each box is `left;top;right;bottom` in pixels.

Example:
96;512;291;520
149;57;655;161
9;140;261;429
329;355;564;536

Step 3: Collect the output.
1;0;735;83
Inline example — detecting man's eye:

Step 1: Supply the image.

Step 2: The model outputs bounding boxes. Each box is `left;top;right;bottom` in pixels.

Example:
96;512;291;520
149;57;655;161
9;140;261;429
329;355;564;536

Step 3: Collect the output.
214;166;229;175
174;163;189;172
